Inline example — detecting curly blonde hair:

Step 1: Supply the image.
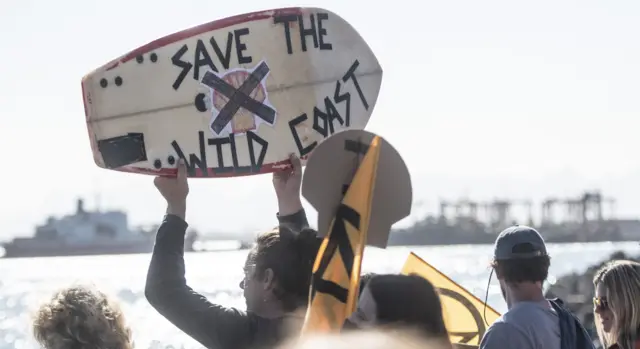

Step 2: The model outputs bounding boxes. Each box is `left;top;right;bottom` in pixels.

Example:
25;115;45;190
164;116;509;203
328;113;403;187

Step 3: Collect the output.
32;284;133;349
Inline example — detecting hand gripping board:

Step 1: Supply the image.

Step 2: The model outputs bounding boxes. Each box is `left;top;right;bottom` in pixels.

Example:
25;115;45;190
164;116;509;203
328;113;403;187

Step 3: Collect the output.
82;7;382;178
301;129;412;248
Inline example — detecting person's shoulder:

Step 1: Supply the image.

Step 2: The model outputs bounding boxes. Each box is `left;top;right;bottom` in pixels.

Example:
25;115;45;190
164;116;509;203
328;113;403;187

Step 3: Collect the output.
505;301;558;323
480;321;532;349
485;320;516;332
245;312;305;347
482;321;518;339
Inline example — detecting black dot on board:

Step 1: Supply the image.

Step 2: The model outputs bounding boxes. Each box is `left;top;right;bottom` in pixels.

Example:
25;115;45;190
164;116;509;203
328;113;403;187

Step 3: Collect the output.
150;53;158;62
167;155;175;165
153;159;162;169
100;79;108;88
194;93;207;112
136;55;144;63
114;76;123;86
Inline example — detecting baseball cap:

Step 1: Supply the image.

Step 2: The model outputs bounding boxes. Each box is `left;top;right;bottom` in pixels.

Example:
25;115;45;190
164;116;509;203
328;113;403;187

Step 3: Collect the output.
493;225;548;260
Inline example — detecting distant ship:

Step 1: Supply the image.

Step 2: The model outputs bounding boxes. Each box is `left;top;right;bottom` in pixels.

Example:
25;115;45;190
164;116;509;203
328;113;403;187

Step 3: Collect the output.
1;199;196;258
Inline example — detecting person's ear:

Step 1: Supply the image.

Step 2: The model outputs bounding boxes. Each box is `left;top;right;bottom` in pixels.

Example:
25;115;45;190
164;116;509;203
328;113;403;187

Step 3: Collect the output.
262;268;275;291
491;262;501;279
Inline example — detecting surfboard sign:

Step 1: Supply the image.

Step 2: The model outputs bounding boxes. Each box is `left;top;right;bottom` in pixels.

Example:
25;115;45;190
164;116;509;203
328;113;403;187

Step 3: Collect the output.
82;7;383;178
302;129;412;248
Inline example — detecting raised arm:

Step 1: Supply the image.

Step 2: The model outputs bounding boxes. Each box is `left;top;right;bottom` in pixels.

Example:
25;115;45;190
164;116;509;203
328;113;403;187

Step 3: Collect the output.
273;154;309;231
145;160;255;349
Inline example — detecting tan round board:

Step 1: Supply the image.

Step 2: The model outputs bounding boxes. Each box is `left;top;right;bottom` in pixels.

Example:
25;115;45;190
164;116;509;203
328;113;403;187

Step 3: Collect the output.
81;7;383;178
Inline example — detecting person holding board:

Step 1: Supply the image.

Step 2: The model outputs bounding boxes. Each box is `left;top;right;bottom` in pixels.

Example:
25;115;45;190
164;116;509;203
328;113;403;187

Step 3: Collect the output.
145;154;322;349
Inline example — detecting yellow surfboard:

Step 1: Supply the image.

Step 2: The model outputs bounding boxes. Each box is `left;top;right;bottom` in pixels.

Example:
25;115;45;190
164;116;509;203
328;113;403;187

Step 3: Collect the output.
300;129;412;333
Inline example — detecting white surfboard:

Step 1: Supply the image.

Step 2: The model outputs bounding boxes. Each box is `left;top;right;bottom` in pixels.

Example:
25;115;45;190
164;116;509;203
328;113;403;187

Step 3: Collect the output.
82;7;382;178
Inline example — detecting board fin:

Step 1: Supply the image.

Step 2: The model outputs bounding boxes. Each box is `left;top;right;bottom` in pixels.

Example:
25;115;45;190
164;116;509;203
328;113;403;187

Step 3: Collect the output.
301;129;412;248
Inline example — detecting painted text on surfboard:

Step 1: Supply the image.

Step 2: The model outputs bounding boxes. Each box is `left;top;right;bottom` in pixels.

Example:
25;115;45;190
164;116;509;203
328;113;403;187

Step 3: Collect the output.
172;130;268;177
171;58;368;177
273;13;333;54
289;59;369;157
171;13;334;91
171;28;253;91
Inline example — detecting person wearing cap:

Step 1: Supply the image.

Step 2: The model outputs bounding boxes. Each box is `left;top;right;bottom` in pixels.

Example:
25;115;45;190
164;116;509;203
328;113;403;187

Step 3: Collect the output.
478;225;594;349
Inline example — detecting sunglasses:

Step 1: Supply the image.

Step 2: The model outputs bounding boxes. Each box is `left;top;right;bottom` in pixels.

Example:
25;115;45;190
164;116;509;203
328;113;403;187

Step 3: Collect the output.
593;297;609;311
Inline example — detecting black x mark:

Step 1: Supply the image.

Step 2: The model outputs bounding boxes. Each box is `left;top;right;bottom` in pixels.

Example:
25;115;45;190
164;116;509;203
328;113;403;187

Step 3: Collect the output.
201;61;276;134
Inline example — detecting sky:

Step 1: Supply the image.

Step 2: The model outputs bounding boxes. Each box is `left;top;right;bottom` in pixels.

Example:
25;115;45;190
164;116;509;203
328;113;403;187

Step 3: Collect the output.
1;0;639;239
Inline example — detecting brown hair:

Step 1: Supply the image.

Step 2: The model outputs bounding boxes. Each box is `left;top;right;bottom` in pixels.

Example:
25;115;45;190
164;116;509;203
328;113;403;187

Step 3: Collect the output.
248;226;322;311
491;255;550;284
366;274;451;345
32;285;133;349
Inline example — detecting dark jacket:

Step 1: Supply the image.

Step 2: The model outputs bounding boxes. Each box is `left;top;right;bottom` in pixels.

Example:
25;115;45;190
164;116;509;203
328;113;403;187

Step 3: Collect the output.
549;298;596;349
144;209;309;349
607;339;640;349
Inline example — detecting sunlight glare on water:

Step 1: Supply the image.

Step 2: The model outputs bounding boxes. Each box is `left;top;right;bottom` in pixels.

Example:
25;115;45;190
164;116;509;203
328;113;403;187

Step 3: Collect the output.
0;242;637;348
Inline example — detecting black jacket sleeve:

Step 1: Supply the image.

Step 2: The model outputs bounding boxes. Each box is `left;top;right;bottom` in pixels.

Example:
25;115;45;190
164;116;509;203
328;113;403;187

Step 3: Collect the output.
276;209;309;231
145;214;259;349
145;213;306;349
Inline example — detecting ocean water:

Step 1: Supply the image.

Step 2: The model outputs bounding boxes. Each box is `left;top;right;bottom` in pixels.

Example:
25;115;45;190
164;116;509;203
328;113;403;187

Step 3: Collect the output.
1;242;638;349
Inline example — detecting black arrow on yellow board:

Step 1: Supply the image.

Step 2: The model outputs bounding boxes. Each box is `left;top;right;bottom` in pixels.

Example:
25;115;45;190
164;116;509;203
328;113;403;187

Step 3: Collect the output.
438;288;486;343
402;252;501;346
